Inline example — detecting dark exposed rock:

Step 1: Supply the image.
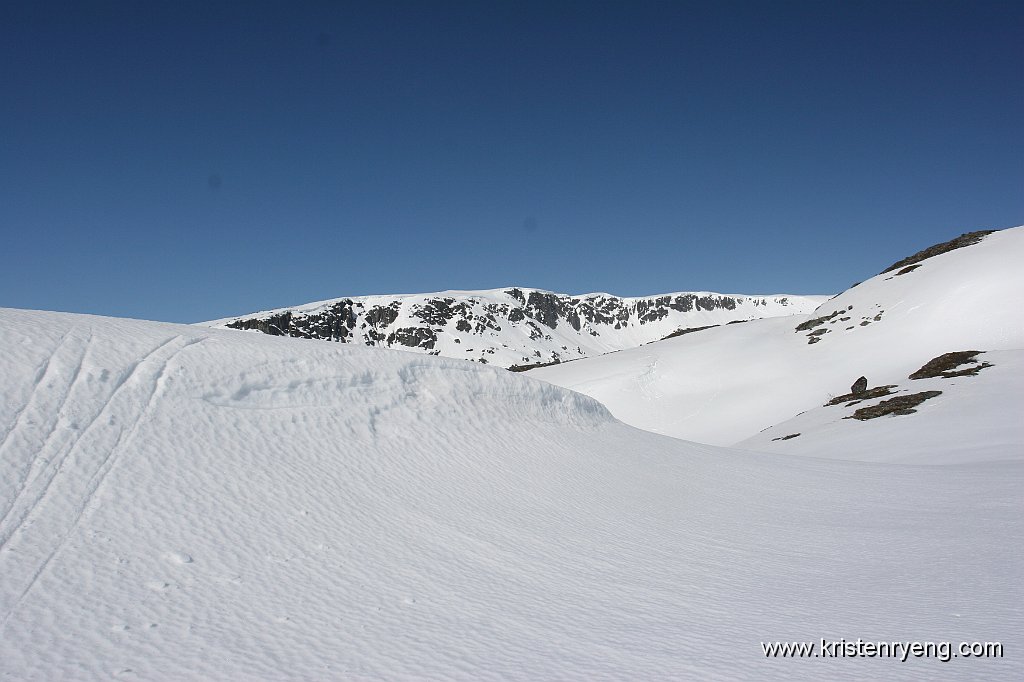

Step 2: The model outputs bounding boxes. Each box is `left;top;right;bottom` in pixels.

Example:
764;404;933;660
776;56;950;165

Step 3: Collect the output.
636;297;671;323
696;294;737;311
386;327;437;350
365;303;399;328
909;350;993;380
669;295;694;313
505;288;526;304
881;230;995;274
629;293;740;320
795;310;843;332
475;314;501;333
826;385;897;406
565;310;582;331
226;301;358;342
851;376;868;394
413;298;456;326
772;433;801;441
525;292;565;329
845;391;943;420
575;297;630;326
296;301;359;341
227;312;293;336
894;264;921;276
508;359;563;372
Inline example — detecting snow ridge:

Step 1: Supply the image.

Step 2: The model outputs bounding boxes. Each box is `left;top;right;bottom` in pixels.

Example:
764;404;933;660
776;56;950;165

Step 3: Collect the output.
205;287;827;368
1;307;1021;679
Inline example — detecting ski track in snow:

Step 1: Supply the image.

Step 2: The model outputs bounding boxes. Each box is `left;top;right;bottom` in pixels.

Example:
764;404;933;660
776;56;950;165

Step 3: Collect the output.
0;330;68;457
0;335;202;630
0;271;1021;680
0;330;91;537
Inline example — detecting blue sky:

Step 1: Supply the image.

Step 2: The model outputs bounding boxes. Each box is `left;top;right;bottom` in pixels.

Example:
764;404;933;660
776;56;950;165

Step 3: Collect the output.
2;1;1022;322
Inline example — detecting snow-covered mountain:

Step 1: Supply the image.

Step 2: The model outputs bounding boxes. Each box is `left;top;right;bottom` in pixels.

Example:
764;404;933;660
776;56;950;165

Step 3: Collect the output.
206;288;827;369
534;227;1024;462
1;307;1020;679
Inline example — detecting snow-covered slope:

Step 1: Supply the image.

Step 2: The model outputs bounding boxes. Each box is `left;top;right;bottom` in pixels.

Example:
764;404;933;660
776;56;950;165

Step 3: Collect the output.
2;308;1020;679
206;288;826;369
738;349;1024;464
534;227;1024;460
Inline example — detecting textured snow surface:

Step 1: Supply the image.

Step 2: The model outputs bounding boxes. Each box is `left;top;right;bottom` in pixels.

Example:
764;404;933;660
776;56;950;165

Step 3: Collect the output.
1;308;1021;679
535;227;1024;459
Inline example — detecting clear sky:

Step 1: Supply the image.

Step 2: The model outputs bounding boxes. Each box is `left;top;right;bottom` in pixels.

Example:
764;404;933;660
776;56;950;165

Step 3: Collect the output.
2;1;1022;323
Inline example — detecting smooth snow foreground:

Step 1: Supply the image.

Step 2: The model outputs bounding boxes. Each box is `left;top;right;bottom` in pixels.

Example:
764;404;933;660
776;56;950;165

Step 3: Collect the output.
0;308;1021;680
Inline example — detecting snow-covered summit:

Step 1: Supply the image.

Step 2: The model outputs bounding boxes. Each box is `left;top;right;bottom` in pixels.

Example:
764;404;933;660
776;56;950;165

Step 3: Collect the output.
205;287;827;368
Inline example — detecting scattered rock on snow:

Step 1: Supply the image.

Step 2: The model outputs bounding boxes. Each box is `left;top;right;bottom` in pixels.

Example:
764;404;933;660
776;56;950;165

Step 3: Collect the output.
825;385;898;407
909;350;993;380
881;230;995;274
845;391;943;420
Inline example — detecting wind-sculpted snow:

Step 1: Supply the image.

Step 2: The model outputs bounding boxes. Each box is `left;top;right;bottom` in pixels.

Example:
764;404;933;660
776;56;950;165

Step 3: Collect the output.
206;287;826;368
2;307;1020;679
535;226;1024;460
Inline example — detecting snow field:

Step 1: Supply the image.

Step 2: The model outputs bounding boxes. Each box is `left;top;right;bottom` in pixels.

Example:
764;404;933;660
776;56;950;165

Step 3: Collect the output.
0;307;1020;679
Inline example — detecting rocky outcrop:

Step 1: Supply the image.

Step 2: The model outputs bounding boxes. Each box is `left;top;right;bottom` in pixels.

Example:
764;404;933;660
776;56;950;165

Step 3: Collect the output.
226;301;358;342
215;288;824;368
386;327;437;350
881;230;995;274
846;391;943;420
909;350;993;380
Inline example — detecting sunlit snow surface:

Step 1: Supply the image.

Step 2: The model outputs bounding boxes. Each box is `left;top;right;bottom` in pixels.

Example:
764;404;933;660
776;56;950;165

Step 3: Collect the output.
535;226;1024;460
1;308;1021;679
